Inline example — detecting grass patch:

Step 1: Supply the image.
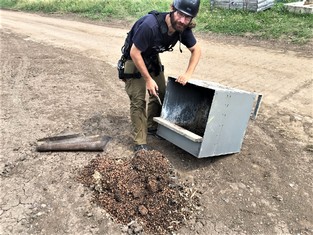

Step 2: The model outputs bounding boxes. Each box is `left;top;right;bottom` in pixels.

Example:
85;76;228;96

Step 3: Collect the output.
1;0;312;44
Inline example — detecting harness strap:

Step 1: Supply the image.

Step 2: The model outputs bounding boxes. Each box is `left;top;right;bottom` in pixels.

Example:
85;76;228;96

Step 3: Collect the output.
148;10;179;52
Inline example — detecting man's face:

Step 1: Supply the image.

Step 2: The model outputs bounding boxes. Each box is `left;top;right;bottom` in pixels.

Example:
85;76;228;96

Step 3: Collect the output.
170;10;192;32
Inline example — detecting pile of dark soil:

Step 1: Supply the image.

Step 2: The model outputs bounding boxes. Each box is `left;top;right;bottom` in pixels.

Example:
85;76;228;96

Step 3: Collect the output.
77;150;198;234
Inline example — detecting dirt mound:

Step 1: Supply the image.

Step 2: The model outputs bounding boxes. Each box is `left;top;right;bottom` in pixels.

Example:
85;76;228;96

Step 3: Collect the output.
77;150;199;234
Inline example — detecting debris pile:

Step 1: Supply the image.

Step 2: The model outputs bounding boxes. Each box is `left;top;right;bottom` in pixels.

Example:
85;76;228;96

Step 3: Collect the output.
78;150;198;234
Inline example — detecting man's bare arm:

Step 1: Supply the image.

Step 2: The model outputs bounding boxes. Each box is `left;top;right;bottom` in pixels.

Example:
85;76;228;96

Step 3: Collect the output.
130;44;159;96
176;42;201;85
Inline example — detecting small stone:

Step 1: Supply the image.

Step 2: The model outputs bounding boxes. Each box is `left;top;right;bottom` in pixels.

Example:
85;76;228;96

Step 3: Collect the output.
147;178;158;193
114;191;122;202
138;205;148;215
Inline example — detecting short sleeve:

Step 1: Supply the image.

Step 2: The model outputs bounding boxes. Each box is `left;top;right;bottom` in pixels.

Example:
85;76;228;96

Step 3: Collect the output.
132;22;154;52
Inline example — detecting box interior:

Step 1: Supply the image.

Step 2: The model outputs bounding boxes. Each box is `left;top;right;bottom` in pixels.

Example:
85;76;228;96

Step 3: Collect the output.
161;77;214;137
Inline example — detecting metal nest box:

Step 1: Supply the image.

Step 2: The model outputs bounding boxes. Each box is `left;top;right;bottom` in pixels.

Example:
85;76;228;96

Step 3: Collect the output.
154;77;262;158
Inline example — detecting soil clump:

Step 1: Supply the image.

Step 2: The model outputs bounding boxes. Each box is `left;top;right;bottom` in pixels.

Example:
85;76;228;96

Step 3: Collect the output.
78;150;199;234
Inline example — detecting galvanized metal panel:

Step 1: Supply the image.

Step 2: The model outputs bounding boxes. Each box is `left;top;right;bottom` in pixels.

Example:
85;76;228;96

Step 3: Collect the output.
154;117;203;142
156;125;201;157
198;90;256;158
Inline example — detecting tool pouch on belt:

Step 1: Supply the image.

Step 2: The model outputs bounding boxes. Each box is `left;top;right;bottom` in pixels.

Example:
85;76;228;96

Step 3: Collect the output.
124;60;141;78
117;57;141;80
117;56;126;79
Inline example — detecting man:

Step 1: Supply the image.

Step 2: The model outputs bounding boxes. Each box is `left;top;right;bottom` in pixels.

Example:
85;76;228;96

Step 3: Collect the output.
120;0;201;152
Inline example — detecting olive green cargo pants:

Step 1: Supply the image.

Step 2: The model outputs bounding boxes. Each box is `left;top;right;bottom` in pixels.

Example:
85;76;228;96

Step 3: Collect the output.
124;58;165;145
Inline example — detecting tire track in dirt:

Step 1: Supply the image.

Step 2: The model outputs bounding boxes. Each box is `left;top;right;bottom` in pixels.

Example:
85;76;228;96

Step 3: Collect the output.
0;30;32;160
278;79;312;103
0;31;42;234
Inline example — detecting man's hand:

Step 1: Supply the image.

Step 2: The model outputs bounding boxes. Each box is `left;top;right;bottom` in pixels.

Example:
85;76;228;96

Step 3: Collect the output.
146;78;158;96
176;73;191;86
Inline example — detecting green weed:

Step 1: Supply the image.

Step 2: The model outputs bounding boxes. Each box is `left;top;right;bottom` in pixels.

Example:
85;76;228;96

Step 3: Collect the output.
1;0;312;44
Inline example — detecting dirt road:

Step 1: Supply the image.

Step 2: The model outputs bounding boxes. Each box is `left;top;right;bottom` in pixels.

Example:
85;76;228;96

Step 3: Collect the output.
1;9;312;234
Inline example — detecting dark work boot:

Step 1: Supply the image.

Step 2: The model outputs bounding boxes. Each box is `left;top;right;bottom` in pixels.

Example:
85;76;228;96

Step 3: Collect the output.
147;128;164;140
147;128;157;135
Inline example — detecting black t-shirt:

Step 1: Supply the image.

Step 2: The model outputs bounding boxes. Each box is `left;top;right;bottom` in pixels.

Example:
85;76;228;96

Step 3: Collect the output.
129;12;197;58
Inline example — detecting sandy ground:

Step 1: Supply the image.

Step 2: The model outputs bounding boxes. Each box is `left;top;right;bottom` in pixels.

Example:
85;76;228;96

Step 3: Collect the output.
0;9;313;235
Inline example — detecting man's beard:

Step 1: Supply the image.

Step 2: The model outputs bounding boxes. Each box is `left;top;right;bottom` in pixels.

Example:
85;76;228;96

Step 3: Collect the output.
170;12;188;33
